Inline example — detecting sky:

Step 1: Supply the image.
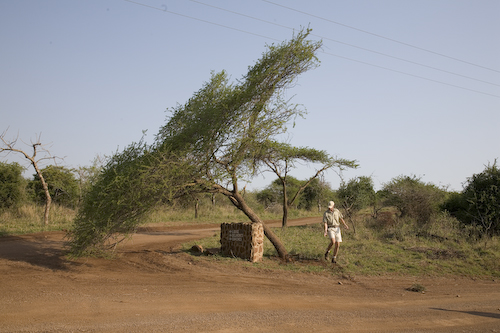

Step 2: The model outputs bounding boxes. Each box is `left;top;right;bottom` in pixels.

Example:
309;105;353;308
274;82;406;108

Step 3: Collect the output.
1;0;499;192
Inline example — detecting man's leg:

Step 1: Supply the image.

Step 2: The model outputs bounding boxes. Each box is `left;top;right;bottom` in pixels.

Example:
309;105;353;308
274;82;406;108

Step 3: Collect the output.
332;242;340;260
325;239;335;260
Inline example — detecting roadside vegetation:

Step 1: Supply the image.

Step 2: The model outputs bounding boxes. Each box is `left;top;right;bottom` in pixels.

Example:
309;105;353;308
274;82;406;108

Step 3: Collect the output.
183;208;500;278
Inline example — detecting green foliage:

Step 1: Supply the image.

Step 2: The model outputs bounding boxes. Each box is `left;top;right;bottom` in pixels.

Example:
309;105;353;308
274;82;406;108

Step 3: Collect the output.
75;155;106;201
0;162;26;209
298;178;323;210
68;137;197;256
269;176;303;207
158;30;324;186
454;161;500;237
256;177;334;212
338;176;376;212
381;175;446;226
256;187;280;208
441;191;469;222
29;165;79;208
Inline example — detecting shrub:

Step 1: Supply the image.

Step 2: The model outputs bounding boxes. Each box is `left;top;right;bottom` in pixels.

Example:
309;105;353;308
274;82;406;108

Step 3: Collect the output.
462;161;500;237
0;162;26;209
381;175;446;226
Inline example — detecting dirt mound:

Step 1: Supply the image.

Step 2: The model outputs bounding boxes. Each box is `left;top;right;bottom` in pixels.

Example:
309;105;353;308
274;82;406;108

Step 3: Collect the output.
1;218;499;332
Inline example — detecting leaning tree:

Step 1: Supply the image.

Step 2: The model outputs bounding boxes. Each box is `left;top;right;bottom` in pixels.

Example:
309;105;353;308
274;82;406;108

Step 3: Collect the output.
70;29;353;259
155;29;330;259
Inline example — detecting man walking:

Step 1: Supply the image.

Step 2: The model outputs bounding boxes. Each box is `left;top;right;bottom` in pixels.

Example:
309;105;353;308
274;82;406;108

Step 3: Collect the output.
323;201;349;263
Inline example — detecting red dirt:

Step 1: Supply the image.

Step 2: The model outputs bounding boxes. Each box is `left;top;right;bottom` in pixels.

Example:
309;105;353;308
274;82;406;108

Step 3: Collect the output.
1;217;499;332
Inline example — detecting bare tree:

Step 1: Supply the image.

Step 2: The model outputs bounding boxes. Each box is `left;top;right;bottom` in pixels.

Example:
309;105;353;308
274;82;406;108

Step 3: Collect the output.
1;129;60;226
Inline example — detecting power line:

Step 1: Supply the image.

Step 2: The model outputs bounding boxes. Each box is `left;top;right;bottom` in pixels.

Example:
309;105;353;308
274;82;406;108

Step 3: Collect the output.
322;51;500;99
122;0;280;42
191;0;500;88
121;0;500;99
262;0;500;74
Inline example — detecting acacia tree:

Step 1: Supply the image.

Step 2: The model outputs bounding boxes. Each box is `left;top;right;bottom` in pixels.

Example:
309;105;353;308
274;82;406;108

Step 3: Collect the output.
1;130;59;225
255;141;356;227
156;29;323;259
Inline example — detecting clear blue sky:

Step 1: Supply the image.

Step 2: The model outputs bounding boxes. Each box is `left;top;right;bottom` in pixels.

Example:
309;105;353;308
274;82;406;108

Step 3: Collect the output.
1;0;499;192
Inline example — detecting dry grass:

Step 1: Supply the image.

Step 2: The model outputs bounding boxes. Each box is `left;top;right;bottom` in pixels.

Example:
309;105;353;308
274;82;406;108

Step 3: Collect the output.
0;204;75;235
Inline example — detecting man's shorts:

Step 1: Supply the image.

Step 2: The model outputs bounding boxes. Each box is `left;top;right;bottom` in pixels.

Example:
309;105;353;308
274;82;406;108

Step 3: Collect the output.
327;227;342;242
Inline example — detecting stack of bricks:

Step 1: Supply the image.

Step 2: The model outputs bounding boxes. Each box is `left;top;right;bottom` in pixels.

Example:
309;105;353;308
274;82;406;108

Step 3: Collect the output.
220;222;264;262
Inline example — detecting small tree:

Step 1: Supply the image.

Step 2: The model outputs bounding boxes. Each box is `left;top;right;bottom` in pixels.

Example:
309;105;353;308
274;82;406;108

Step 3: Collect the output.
1;130;59;225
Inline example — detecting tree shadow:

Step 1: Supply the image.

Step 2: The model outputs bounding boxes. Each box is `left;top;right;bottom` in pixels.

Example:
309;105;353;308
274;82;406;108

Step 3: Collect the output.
0;235;75;271
430;307;500;320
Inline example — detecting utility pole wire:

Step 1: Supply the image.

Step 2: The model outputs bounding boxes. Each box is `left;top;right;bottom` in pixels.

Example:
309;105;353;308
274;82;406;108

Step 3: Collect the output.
122;0;499;98
262;0;500;74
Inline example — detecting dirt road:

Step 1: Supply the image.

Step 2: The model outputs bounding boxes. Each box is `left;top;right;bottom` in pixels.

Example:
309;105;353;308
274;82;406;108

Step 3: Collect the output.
1;217;499;332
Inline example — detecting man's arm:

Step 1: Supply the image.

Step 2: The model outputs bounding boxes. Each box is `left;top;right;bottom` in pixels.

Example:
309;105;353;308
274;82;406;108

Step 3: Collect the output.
340;217;349;229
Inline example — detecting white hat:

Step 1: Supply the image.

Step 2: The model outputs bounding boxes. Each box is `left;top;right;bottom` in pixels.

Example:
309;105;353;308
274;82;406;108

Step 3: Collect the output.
328;201;335;208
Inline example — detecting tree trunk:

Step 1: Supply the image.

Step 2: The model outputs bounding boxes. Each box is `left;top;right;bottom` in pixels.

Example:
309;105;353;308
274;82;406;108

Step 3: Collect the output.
195;198;199;218
34;163;51;226
282;182;288;228
230;191;289;260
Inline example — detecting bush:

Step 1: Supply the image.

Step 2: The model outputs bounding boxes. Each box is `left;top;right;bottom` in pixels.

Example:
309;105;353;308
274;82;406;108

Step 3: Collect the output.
0;162;26;209
443;161;500;237
381;175;446;226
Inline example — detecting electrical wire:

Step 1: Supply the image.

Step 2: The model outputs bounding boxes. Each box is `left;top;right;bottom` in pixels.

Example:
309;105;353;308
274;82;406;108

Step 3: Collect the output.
122;0;280;41
262;0;500;74
121;0;500;98
323;51;500;98
190;0;500;88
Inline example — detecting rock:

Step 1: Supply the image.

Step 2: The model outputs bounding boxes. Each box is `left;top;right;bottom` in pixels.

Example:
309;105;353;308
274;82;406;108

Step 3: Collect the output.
190;245;204;254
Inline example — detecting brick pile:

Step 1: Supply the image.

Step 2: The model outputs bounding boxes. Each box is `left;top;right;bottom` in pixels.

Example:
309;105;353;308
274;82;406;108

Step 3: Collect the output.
220;222;264;262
